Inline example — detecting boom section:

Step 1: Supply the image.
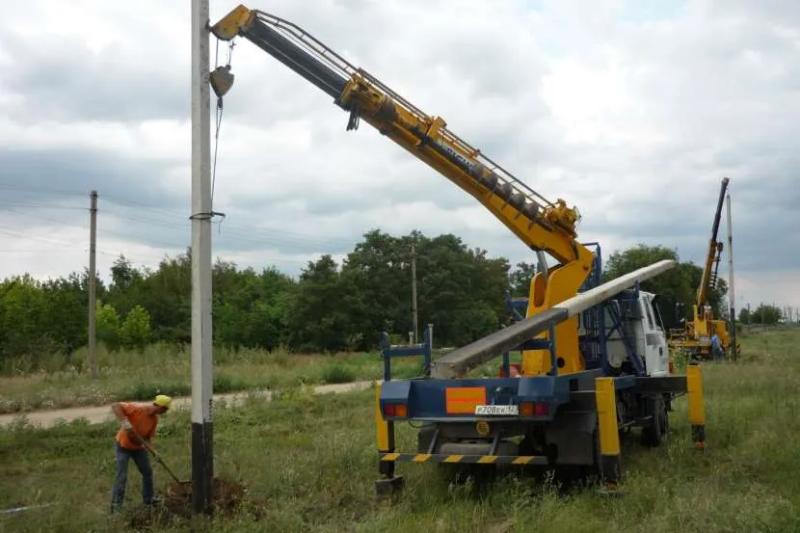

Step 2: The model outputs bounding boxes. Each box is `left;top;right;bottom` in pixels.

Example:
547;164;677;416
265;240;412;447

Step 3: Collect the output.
212;6;592;268
697;177;729;308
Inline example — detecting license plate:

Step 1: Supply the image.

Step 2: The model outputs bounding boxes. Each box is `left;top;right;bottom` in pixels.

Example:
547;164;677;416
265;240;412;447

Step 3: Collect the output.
475;404;519;416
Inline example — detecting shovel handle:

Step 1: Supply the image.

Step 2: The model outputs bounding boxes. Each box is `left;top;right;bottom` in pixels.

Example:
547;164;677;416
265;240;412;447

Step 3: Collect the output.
127;425;184;484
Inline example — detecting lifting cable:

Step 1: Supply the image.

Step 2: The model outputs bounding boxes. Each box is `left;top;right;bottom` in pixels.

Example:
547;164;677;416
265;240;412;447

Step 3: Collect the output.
196;36;236;228
211;38;235;204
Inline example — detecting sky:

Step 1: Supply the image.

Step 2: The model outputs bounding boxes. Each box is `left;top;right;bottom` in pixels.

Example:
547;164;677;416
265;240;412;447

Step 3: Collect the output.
0;0;798;311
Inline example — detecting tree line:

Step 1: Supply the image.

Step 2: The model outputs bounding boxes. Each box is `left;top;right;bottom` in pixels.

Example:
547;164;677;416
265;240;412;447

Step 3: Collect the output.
0;232;730;362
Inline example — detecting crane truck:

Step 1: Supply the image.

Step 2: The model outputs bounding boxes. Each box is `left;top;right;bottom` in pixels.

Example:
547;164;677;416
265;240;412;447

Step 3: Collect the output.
668;178;734;360
210;5;707;493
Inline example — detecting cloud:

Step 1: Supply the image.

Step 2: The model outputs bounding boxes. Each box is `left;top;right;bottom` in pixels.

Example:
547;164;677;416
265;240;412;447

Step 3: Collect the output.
0;0;797;310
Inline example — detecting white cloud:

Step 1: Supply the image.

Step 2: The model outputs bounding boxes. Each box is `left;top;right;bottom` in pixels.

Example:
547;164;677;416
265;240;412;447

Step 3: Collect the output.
0;0;797;309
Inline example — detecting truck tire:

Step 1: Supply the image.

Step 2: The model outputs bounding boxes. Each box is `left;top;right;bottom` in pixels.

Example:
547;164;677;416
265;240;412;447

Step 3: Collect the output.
641;395;668;447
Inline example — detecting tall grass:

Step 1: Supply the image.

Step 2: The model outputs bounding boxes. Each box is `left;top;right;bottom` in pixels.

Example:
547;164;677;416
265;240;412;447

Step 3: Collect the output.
2;328;799;531
0;343;426;414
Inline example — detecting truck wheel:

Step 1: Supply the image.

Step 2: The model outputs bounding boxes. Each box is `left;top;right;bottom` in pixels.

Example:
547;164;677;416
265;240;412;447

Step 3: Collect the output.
641;395;668;447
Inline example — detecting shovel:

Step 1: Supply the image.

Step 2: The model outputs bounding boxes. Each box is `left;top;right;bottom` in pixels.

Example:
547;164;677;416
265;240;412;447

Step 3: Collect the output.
127;426;187;484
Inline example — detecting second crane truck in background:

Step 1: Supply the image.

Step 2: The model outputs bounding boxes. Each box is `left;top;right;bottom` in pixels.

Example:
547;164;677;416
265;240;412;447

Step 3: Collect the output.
210;4;707;493
669;178;735;359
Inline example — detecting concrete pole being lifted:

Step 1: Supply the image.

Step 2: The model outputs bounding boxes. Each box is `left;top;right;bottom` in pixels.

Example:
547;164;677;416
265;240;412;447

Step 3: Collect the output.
726;192;737;361
191;0;214;515
432;259;676;379
88;190;98;379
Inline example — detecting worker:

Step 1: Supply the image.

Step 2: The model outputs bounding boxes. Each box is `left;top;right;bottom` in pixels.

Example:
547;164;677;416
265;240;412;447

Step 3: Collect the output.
710;333;723;360
110;394;171;512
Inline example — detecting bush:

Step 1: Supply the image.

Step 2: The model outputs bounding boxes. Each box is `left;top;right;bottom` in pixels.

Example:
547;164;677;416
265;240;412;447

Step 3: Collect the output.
214;373;248;393
321;364;355;384
124;381;190;401
120;305;152;351
96;303;121;351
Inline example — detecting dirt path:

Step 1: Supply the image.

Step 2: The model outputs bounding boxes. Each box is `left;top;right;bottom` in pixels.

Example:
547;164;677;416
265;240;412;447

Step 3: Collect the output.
0;381;374;429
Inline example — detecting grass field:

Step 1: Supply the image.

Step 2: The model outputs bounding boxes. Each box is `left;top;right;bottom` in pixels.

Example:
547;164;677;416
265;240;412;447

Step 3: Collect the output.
1;328;798;532
0;344;426;414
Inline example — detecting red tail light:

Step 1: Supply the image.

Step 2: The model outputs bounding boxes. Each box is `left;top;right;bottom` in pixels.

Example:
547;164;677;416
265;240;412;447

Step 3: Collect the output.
520;401;550;417
383;403;407;418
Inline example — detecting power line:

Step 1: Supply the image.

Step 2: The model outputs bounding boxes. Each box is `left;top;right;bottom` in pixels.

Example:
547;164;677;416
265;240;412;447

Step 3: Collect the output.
0;190;361;253
0;228;82;248
0;182;88;197
0;200;86;211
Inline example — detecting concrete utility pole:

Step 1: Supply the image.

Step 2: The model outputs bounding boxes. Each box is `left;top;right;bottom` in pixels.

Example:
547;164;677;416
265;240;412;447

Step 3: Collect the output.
191;0;214;515
726;191;737;361
411;242;419;343
88;190;98;379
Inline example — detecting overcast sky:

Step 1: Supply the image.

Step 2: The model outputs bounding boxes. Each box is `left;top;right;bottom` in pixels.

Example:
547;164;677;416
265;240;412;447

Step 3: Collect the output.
0;0;798;310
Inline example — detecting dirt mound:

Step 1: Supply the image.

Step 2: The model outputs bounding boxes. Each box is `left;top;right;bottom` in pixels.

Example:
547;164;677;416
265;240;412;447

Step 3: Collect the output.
163;478;245;517
126;479;246;529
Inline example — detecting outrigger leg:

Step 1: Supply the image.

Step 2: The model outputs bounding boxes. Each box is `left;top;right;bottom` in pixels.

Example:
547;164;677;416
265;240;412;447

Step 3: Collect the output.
595;377;621;492
374;383;404;497
687;365;706;450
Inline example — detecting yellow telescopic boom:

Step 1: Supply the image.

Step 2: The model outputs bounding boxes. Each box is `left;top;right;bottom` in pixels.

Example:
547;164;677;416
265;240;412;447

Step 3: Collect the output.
211;6;595;374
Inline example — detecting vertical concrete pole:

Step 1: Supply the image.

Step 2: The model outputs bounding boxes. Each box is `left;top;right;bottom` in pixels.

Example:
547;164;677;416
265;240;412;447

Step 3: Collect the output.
191;0;214;515
726;192;737;361
411;242;418;343
88;190;98;379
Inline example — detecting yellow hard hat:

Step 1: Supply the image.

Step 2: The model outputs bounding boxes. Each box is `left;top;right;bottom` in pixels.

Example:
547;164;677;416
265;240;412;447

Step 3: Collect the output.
153;394;172;410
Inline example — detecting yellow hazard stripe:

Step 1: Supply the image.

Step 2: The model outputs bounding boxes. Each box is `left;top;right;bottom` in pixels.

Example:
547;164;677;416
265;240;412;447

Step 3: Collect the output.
378;452;547;465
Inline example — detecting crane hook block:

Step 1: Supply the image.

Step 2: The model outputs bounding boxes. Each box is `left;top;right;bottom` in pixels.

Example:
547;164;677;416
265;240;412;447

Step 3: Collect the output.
210;65;235;98
210;4;253;41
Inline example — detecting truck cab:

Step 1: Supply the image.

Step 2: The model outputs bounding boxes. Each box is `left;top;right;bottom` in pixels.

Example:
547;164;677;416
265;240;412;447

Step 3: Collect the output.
605;291;669;377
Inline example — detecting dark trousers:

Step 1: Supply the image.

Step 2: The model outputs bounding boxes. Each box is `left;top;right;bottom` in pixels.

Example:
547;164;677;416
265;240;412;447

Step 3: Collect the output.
111;442;154;509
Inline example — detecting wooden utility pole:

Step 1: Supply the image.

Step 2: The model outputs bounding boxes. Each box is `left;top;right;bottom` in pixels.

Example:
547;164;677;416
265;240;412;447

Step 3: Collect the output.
411;242;419;343
726;191;737;361
191;0;214;515
88;190;98;379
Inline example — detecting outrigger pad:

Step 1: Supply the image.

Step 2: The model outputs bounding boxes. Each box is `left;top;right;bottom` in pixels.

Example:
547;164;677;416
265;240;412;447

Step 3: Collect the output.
374;476;404;498
692;425;706;450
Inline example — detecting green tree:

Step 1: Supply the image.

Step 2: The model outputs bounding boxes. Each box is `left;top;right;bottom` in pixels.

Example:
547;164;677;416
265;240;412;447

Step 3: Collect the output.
120;305;152;351
603;244;727;329
41;271;94;356
738;307;751;323
0;275;51;357
750;304;781;325
509;261;537;297
286;255;352;351
414;234;509;346
213;262;295;350
337;231;510;349
97;303;121;351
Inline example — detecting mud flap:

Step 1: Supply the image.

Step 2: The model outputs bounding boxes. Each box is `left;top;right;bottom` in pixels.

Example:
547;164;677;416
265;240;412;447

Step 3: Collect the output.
545;411;598;465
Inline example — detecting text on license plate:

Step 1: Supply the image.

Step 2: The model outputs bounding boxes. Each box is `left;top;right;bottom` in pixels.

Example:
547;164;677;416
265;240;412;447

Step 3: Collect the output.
474;405;519;416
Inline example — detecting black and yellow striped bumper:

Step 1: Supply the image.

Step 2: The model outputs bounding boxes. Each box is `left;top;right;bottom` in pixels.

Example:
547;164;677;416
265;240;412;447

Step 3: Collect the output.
379;452;548;465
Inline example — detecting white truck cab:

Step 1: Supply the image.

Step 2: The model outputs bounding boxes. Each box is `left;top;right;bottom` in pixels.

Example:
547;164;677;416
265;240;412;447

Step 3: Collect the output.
606;291;670;376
